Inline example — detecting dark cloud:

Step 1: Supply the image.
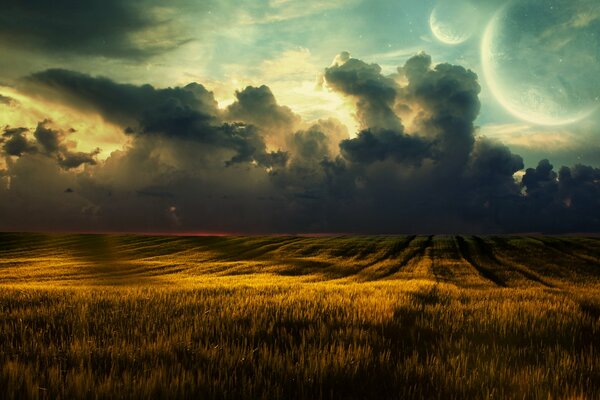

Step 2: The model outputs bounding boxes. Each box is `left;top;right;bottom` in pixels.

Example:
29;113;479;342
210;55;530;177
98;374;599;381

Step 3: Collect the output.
23;69;219;127
33;121;61;153
58;149;100;170
217;124;288;168
33;121;99;169
136;189;175;199
226;85;301;135
23;70;285;168
267;119;348;216
340;128;430;165
289;126;332;163
0;0;194;59
517;160;600;232
2;52;600;234
325;51;481;175
324;55;402;131
466;137;524;189
560;165;600;220
522;159;557;197
397;53;481;172
2;121;98;169
2;127;36;156
0;94;16;106
315;53;488;232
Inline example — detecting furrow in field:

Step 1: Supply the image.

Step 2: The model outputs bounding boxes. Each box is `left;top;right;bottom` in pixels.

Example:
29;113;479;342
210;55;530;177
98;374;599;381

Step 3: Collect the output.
271;236;391;278
470;236;553;288
372;236;418;264
532;237;600;277
271;236;342;258
560;237;600;261
319;236;385;260
382;235;433;279
455;236;507;287
197;237;271;259
105;237;188;257
83;236;208;260
354;236;417;280
182;237;257;259
208;236;305;261
425;236;491;287
487;237;591;284
0;233;80;257
265;237;389;280
2;233;600;286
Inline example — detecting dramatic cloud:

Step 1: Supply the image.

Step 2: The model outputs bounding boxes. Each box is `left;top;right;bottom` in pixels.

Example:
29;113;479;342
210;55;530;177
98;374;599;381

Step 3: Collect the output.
226;85;301;133
339;129;430;165
23;71;286;168
2;52;600;233
0;0;194;59
466;137;524;190
2;127;36;157
517;160;600;232
34;121;100;169
397;53;481;171
23;69;220;127
2;121;99;169
324;52;402;131
33;122;62;154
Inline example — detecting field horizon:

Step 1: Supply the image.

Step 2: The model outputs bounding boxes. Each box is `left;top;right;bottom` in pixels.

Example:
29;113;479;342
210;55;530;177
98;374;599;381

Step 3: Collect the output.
1;232;599;399
2;232;600;287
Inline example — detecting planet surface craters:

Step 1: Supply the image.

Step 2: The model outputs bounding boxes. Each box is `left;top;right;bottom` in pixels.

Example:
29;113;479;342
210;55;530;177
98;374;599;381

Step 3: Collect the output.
481;0;600;125
429;0;479;45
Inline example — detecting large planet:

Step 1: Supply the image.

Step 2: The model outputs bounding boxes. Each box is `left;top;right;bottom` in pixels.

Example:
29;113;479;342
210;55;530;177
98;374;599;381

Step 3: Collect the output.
429;1;479;45
481;0;600;126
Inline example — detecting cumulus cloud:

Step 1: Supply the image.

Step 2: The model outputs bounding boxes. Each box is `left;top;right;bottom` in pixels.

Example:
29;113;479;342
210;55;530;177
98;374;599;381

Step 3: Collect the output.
515;160;600;232
58;149;101;170
2;121;99;169
324;55;402;131
2;52;600;233
33;121;100;169
225;85;301;149
23;71;286;168
397;53;481;172
33;122;62;154
226;85;300;132
339;129;430;165
2;127;36;156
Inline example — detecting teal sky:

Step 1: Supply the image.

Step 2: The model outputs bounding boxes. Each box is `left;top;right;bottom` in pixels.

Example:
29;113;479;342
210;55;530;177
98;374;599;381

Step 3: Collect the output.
1;0;599;167
1;0;599;234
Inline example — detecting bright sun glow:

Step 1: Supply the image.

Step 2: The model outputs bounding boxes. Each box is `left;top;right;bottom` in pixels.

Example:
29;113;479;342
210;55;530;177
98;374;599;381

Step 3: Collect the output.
0;85;126;159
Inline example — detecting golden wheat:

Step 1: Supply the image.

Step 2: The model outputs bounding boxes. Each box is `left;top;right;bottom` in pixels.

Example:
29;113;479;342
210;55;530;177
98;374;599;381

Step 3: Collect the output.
0;233;599;399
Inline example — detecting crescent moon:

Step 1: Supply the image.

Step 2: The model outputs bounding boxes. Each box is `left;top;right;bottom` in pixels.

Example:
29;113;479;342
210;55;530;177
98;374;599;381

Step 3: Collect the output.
481;6;597;126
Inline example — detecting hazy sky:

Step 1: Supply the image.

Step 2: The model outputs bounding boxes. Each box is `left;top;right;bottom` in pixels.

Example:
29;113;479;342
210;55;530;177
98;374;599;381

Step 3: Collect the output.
1;0;599;233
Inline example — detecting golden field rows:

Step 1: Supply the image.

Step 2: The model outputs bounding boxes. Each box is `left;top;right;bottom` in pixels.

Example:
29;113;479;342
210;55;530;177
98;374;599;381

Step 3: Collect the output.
0;233;599;399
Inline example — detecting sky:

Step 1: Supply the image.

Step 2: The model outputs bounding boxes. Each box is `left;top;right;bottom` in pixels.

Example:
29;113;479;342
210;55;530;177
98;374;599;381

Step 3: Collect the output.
0;0;599;234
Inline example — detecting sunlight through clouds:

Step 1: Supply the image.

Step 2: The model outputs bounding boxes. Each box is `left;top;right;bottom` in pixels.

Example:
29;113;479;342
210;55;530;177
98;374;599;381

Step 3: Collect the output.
0;85;126;159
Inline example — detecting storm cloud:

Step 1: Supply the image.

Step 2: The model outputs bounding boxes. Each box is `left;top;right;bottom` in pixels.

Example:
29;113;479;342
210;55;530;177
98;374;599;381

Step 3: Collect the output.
2;53;600;233
23;71;286;168
226;85;301;133
2;127;36;157
0;0;194;59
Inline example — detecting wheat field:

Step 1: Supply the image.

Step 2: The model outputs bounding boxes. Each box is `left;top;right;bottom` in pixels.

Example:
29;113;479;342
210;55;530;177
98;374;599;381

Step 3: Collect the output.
0;233;599;399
